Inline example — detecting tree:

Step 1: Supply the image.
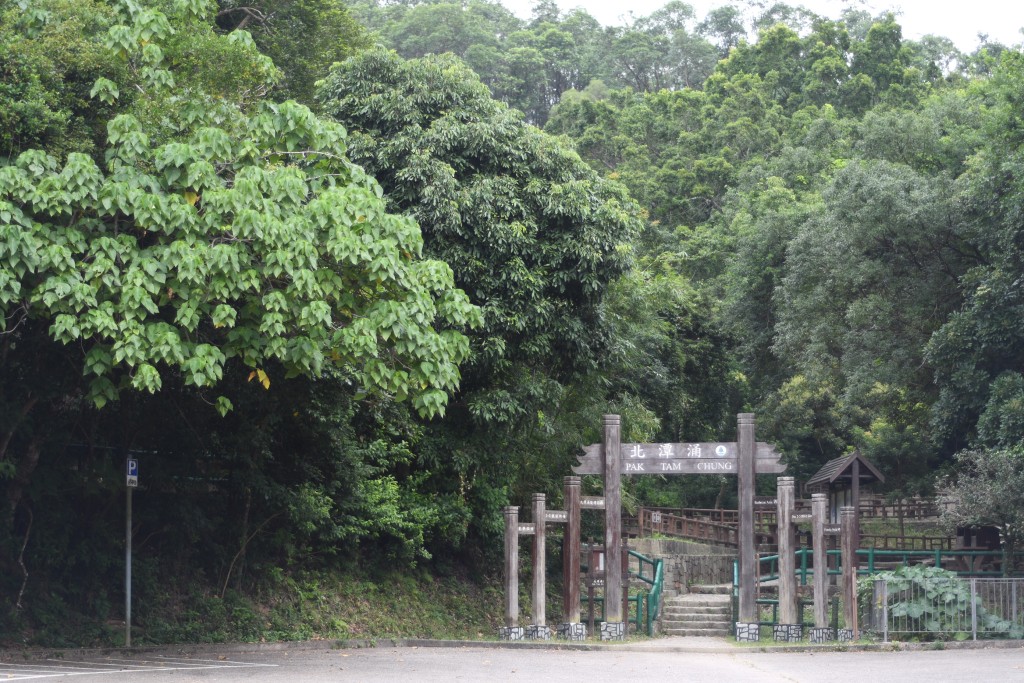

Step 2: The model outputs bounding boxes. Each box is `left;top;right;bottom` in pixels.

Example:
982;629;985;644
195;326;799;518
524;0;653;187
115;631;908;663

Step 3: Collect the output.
0;0;479;534
318;49;640;391
939;448;1024;575
214;0;372;106
697;4;746;57
317;48;643;530
0;0;126;161
926;52;1024;450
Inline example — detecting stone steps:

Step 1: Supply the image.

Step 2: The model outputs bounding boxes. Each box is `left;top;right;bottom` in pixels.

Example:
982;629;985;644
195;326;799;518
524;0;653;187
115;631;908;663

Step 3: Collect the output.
689;583;732;594
658;589;733;637
662;626;732;637
663;619;733;629
662;607;728;617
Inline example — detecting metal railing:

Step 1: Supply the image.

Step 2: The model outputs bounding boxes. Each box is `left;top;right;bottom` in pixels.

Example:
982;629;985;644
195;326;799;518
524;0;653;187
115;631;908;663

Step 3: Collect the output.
629;549;664;635
756;548;1012;586
579;548;664;636
868;577;1024;641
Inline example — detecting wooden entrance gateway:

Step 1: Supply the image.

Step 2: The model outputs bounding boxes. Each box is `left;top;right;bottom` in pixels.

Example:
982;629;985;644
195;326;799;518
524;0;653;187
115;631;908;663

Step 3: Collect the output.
501;413;787;640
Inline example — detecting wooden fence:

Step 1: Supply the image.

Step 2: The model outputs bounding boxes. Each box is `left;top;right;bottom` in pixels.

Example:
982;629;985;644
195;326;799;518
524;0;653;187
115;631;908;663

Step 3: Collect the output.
635;507;775;549
639;495;951;525
634;496;958;551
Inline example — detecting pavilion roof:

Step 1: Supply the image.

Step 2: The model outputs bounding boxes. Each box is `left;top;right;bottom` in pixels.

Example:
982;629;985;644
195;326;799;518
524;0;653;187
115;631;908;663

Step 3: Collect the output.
806;450;884;490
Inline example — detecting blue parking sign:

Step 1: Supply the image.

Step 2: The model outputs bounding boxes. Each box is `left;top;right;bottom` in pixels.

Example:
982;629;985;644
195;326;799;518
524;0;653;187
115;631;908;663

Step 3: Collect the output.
127;459;139;487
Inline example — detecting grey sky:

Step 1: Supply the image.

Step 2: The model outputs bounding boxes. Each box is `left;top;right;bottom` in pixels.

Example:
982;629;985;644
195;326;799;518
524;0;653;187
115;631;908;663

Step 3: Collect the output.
500;0;1024;52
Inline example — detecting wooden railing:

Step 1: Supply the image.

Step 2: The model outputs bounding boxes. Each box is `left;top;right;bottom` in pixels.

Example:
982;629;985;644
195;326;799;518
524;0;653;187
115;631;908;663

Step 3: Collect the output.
859;534;953;551
634;498;958;551
640;495;950;523
635;507;777;549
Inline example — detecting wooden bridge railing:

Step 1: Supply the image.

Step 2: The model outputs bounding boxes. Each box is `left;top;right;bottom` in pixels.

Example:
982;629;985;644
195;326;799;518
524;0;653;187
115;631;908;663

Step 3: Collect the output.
634;500;958;551
638;495;951;527
635;507;775;549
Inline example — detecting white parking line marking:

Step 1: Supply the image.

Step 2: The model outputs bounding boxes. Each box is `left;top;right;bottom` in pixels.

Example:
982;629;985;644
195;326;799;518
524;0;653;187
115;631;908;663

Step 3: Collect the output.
0;656;278;680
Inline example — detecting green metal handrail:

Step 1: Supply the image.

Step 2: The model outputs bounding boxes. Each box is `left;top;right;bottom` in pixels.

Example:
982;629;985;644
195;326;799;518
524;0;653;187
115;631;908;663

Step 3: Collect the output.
753;548;1015;585
628;549;665;635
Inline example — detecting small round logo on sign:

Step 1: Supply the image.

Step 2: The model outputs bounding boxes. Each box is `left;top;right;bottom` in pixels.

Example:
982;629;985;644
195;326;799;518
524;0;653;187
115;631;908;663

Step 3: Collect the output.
715;445;727;457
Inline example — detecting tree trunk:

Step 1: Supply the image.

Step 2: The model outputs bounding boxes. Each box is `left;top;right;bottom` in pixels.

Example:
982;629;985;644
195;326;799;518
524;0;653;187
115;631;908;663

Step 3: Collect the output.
7;436;42;520
0;396;38;464
713;476;728;509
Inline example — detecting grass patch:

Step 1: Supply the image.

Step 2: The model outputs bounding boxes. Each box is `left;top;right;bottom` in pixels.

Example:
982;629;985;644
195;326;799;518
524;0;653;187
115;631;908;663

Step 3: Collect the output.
4;565;506;648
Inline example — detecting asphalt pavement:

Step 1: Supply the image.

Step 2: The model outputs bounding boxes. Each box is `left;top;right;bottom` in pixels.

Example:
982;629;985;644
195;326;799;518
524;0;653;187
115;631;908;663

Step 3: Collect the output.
1;637;1022;682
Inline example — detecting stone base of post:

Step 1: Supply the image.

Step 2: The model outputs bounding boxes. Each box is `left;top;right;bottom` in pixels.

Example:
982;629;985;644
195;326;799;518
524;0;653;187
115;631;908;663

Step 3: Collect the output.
498;626;525;641
599;622;626;641
735;622;760;642
837;628;856;643
772;624;803;642
808;627;835;643
556;623;587;641
525;624;552;640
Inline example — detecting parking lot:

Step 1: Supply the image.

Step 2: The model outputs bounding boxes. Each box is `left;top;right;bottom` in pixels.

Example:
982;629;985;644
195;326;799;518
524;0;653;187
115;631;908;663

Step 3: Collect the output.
2;641;1024;682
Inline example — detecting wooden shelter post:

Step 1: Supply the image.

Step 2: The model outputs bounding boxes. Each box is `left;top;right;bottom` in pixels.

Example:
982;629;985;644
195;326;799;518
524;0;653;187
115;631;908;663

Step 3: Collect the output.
851;458;861;554
531;493;547;629
811;493;828;629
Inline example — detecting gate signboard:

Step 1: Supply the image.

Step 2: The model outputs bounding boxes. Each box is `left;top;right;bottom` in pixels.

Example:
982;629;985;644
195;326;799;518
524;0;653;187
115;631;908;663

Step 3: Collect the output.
572;441;784;475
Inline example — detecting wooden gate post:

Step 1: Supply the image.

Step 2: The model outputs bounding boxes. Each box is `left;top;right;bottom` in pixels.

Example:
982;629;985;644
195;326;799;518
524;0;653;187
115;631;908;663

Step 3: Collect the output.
774;476;801;640
735;413;759;640
840;505;858;642
501;506;524;640
809;493;833;642
563;476;581;624
527;493;552;639
601;414;624;639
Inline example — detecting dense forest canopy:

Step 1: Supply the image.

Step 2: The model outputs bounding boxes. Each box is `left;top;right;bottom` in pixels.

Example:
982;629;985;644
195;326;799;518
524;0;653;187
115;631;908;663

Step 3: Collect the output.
1;0;1023;644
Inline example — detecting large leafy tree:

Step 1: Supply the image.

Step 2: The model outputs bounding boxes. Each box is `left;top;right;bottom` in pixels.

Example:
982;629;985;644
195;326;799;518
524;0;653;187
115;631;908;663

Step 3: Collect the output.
319;49;640;393
0;0;480;609
927;52;1024;451
318;48;642;524
0;0;126;161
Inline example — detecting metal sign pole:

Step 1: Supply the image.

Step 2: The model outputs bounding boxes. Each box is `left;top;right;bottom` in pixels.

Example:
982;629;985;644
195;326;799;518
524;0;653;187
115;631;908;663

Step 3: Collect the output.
125;458;138;648
125;483;132;648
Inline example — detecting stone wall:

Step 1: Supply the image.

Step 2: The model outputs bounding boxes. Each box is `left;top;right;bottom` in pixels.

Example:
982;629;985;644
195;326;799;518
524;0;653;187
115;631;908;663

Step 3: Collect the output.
630;538;737;593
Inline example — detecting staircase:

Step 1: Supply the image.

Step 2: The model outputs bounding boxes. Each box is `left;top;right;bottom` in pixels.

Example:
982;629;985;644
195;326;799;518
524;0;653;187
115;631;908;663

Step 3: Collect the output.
659;584;732;637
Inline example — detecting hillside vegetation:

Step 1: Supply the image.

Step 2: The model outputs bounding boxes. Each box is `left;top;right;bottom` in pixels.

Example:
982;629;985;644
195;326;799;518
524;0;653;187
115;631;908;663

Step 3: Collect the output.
1;0;1023;644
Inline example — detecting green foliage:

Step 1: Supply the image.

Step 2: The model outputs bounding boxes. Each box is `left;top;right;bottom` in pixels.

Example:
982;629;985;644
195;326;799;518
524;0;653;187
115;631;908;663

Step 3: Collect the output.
0;0;483;644
0;0;126;160
320;49;638;388
350;0;721;124
0;5;478;416
214;0;372;106
926;52;1024;450
860;564;1024;639
6;0;1024;648
938;448;1024;574
317;47;650;538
